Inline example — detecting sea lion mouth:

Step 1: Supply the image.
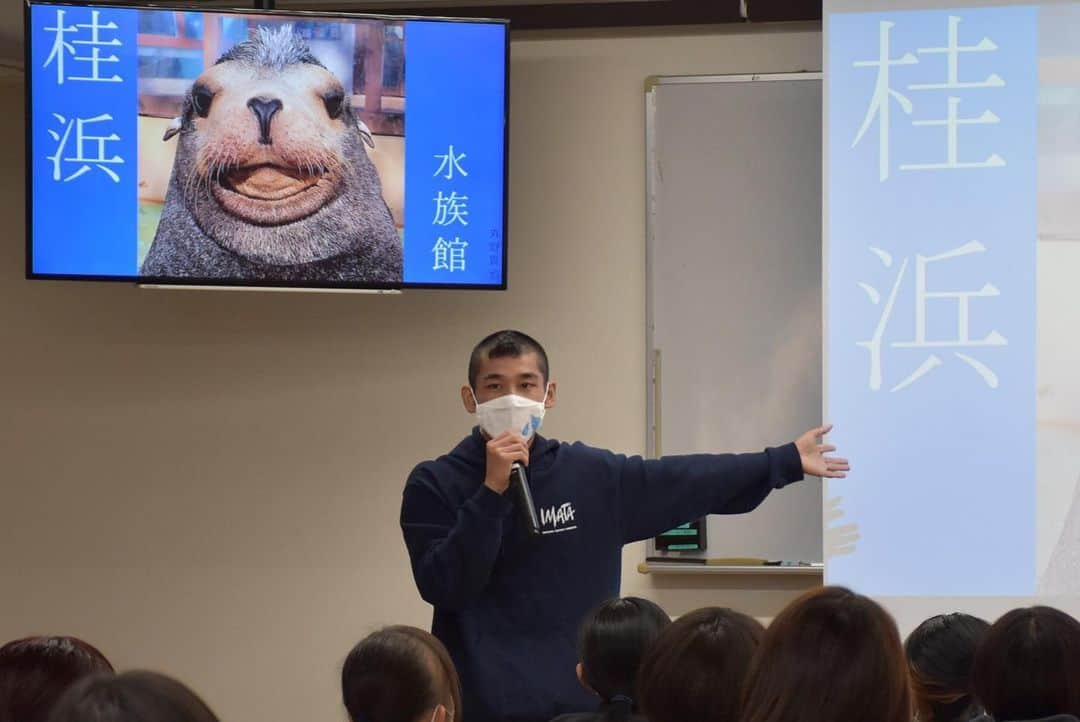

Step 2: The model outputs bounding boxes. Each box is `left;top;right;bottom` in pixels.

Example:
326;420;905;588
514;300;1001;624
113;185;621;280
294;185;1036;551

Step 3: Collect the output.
211;163;338;226
222;164;321;201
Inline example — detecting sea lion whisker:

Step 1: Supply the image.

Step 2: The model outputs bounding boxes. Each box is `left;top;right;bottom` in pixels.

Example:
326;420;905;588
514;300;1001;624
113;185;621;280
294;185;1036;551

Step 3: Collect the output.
205;146;226;201
217;148;233;183
182;153;202;199
315;151;338;173
183;159;202;204
198;149;217;200
219;151;236;186
191;146;221;200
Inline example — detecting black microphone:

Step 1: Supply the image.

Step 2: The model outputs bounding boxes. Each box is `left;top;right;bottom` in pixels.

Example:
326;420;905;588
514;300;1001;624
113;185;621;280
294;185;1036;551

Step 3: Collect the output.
510;462;542;537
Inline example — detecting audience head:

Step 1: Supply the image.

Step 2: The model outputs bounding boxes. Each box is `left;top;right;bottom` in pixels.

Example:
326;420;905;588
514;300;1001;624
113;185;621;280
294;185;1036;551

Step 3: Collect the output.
342;626;461;722
46;670;220;722
0;635;114;722
637;607;763;722
576;597;671;722
972;606;1080;721
906;613;990;722
741;586;911;722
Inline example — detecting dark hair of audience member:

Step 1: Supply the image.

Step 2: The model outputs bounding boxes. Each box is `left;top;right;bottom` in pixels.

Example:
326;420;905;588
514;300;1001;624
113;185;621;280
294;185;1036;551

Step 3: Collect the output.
45;670;220;722
637;607;763;722
0;635;114;722
342;626;462;722
905;613;990;722
741;586;912;722
972;606;1080;721
575;597;671;722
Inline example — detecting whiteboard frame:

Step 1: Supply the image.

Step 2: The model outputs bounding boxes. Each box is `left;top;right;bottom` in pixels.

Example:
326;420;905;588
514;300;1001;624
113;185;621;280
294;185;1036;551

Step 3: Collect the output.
643;72;824;568
644;72;823;461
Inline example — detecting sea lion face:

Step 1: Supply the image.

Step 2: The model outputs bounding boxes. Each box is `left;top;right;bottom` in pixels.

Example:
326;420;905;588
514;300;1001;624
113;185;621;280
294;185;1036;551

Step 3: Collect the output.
189;62;346;227
168;46;386;266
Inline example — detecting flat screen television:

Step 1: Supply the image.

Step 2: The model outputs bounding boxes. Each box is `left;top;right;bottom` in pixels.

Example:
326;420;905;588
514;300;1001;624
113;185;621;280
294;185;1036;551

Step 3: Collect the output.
24;1;509;290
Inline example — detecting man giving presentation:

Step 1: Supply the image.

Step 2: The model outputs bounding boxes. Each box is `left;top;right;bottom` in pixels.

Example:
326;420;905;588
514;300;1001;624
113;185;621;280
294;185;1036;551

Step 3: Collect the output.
400;330;848;722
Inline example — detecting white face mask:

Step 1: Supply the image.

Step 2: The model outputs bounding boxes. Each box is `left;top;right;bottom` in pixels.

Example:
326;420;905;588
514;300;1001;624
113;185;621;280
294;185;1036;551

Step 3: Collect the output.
471;386;549;439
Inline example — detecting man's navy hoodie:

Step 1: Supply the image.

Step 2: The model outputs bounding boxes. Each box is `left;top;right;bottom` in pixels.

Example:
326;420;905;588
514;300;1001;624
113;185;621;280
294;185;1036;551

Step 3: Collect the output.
400;428;804;722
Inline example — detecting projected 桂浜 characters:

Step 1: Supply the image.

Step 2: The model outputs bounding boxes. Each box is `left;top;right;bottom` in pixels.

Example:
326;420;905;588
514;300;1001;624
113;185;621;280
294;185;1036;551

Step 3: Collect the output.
140;25;402;283
856;242;1008;393
828;6;1038;594
850;15;1007;183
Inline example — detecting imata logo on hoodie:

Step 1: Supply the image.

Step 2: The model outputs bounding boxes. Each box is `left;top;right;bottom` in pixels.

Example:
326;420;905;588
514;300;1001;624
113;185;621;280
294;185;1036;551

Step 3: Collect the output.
539;502;577;535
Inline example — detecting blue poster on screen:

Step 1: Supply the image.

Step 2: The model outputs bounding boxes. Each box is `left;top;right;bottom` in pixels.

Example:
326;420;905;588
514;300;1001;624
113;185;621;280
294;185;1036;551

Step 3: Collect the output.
30;5;139;276
403;21;506;287
27;3;507;289
826;6;1037;594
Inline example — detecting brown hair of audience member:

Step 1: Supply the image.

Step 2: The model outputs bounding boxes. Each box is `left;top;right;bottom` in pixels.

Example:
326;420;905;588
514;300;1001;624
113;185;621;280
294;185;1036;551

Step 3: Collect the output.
0;635;114;722
45;670;220;722
741;586;912;722
637;607;764;722
343;626;462;722
972;606;1080;721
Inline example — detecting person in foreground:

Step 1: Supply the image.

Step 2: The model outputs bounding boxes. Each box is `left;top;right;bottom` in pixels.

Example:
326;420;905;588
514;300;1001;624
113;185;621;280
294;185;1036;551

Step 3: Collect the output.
400;329;850;722
45;671;221;722
740;586;911;722
637;607;763;722
906;613;991;722
552;597;670;722
972;606;1080;722
0;635;114;722
342;626;460;722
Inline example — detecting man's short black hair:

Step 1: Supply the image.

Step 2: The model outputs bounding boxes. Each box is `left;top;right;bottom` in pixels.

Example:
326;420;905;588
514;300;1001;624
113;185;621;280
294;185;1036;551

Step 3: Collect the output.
468;330;549;389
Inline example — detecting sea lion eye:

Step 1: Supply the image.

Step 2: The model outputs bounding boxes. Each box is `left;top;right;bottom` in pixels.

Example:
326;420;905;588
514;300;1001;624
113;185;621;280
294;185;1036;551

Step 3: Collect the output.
191;85;214;118
323;90;344;120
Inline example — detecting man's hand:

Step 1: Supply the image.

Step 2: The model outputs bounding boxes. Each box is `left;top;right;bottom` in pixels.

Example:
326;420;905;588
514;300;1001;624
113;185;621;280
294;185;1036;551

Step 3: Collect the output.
795;424;850;478
484;431;530;494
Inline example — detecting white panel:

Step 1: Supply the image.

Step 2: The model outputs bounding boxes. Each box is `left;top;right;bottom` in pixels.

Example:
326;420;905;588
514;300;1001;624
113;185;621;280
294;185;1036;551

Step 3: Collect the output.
646;74;824;564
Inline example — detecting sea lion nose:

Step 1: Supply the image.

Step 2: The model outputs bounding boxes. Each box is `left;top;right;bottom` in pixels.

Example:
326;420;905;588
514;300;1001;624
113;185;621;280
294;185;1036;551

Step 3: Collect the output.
247;96;283;145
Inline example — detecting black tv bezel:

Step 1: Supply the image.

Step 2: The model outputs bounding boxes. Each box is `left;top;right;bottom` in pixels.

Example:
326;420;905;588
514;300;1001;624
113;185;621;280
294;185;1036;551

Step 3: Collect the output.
23;0;511;292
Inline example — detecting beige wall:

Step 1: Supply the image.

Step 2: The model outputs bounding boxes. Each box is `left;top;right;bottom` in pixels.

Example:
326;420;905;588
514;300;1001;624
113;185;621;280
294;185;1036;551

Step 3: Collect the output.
0;22;821;722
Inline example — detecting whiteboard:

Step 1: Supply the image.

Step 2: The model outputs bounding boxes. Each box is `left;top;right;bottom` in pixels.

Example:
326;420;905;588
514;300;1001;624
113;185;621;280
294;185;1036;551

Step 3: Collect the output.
645;73;824;564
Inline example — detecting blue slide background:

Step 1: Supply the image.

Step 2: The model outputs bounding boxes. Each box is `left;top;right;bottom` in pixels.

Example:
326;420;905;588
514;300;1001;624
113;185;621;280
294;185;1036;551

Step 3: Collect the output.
827;6;1038;594
30;4;138;275
402;20;507;286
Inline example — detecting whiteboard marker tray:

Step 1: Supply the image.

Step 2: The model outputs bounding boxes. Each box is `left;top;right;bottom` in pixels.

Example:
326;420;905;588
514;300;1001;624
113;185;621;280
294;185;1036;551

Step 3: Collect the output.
638;561;824;576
